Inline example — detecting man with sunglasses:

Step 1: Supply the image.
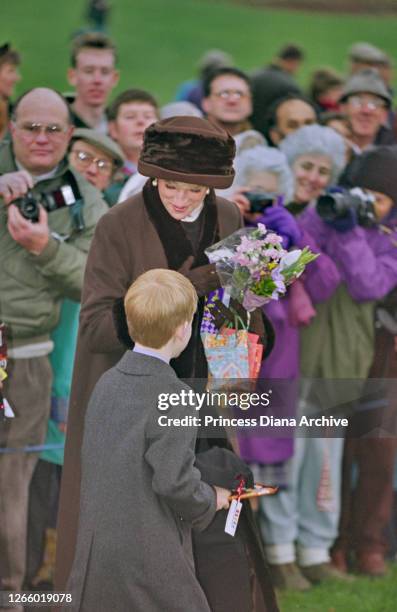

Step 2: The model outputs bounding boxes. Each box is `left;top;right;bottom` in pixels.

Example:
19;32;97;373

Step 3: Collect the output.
0;87;107;603
69;128;124;201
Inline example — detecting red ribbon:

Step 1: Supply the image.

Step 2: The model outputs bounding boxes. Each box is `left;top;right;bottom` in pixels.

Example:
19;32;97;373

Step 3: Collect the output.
235;474;246;501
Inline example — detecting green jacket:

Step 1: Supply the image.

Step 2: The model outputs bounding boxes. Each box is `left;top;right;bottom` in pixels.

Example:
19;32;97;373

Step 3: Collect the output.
0;142;108;345
300;284;375;410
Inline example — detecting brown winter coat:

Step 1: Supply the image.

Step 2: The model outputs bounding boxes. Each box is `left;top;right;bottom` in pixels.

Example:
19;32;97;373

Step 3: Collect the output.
56;182;278;611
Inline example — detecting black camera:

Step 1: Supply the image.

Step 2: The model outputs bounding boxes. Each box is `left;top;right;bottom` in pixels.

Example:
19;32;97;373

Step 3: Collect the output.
14;192;41;222
244;191;280;213
13;172;84;230
316;188;376;227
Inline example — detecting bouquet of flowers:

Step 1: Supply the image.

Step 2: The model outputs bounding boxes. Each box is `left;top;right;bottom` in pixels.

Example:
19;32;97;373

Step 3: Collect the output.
205;223;318;311
201;224;317;380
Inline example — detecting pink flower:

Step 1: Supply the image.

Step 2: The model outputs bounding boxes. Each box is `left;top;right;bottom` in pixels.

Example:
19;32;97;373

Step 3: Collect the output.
266;233;284;245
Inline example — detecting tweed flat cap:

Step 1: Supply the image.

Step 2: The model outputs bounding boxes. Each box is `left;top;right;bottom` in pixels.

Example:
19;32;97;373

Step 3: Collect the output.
349;42;390;66
72;128;125;168
340;68;392;107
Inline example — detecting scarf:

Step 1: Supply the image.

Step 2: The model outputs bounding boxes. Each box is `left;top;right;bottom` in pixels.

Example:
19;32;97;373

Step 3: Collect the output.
142;180;219;270
142;180;220;378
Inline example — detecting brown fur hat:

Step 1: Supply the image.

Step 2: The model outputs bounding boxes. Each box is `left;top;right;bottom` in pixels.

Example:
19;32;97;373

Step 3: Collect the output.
138;116;236;188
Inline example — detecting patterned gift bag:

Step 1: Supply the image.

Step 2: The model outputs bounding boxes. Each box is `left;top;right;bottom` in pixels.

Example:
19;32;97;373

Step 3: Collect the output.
202;329;250;379
221;328;263;379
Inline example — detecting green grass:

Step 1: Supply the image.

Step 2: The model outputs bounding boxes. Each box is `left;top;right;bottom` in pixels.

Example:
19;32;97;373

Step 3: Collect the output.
278;563;397;612
2;0;397;103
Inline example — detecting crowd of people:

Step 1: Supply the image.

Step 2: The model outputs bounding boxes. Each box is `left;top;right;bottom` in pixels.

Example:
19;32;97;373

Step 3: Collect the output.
0;30;397;611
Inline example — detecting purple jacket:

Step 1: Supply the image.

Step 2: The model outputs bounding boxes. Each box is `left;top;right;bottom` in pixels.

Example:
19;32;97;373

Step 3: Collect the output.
298;206;397;301
239;222;341;464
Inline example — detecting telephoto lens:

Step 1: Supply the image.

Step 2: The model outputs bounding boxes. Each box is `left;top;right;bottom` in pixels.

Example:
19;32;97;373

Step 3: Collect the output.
317;188;376;226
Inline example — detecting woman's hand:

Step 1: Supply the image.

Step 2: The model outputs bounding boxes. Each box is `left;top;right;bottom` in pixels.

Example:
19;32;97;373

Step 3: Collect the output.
229;186;250;216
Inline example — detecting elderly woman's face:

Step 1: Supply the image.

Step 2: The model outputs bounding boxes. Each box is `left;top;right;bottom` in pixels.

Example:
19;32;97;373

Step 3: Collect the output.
157;180;208;220
292;154;332;204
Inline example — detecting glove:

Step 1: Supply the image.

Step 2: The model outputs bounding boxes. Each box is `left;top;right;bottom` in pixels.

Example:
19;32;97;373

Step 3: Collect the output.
178;256;220;297
209;299;248;330
324;208;357;233
257;206;301;248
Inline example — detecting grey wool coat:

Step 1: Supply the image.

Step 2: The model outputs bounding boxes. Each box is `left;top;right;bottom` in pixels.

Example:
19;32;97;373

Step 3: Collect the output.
66;350;216;612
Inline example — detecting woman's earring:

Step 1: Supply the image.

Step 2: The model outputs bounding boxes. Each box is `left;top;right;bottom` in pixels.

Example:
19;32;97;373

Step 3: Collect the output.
206;188;210;195
152;178;158;187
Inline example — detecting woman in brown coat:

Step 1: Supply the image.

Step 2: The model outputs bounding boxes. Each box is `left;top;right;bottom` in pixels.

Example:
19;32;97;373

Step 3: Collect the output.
56;116;278;611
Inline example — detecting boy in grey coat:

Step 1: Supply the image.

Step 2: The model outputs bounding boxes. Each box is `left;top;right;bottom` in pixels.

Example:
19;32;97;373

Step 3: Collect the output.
66;269;230;611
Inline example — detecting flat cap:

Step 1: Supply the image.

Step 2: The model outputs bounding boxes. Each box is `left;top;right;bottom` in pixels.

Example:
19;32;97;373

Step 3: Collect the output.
71;128;125;168
340;68;392;107
348;42;390;66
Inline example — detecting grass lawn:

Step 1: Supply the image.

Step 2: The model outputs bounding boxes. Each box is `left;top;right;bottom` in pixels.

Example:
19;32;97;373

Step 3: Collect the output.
278;563;397;611
1;0;397;103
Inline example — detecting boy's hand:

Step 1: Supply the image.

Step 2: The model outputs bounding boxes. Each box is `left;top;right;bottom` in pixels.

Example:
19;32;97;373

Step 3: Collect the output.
214;486;231;511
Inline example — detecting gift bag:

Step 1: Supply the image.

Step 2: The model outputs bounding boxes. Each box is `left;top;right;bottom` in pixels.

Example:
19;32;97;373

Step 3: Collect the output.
221;328;263;378
202;329;250;379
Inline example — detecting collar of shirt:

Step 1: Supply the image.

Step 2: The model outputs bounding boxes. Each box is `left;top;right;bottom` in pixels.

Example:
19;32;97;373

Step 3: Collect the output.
16;160;59;184
182;202;204;223
133;345;169;363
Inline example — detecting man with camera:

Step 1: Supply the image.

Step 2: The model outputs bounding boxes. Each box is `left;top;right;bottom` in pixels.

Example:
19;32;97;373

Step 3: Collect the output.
0;87;107;602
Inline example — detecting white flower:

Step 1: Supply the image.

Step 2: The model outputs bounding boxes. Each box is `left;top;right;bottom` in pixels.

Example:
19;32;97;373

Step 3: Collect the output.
279;249;302;271
207;247;234;263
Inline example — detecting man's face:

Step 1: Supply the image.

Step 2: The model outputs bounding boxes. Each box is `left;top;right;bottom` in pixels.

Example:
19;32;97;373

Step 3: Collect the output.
69;139;115;191
108;102;158;153
342;94;387;144
271;99;316;144
10;93;73;175
0;62;21;98
280;58;302;76
202;74;252;125
68;49;119;108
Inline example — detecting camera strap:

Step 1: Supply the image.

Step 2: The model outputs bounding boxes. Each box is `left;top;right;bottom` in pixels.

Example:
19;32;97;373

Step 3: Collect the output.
42;170;85;232
61;171;85;232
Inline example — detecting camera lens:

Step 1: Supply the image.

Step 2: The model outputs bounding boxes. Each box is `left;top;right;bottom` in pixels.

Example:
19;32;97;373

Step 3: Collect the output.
15;194;40;223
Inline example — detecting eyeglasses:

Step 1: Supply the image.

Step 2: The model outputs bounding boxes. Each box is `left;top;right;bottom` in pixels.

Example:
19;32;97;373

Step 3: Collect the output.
15;122;69;139
71;149;113;173
348;95;386;111
213;89;249;100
